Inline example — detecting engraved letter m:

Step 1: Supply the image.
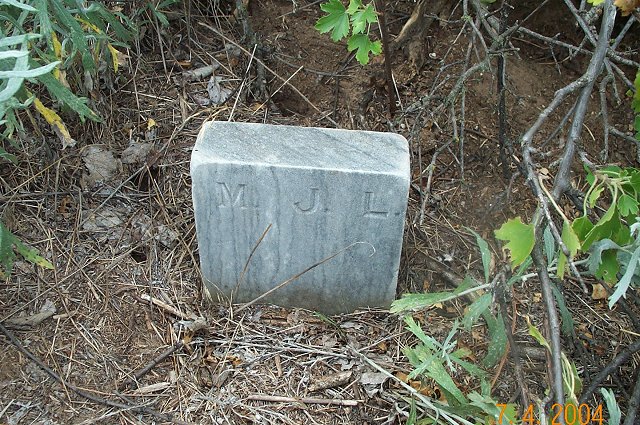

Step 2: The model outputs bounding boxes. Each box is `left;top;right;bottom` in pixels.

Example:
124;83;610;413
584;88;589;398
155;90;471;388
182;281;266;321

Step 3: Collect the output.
217;182;247;208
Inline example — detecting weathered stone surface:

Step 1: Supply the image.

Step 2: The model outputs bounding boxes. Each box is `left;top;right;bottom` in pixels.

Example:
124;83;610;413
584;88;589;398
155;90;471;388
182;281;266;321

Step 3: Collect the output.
191;121;410;314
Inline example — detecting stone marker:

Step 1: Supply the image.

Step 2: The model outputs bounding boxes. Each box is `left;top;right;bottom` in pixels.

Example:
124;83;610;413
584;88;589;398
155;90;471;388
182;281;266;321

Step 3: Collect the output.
191;121;410;314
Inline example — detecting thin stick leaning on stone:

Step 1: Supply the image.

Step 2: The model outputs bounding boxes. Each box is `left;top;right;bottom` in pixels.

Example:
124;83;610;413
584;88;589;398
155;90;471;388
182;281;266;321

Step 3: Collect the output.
234;241;375;315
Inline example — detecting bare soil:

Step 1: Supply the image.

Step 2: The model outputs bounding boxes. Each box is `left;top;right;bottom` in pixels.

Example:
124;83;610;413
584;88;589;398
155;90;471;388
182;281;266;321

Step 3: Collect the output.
1;0;639;424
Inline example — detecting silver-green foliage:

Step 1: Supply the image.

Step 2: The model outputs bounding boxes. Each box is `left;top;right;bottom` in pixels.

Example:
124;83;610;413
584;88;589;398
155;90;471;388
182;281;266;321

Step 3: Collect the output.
0;0;134;273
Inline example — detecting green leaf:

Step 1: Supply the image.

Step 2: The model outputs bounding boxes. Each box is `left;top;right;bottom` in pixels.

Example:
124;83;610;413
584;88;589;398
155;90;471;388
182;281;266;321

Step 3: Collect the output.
557;220;581;279
0;146;17;163
346;0;362;14
587;185;604;208
609;243;640;308
587;239;622;283
0;60;60;78
466;227;492;283
36;71;100;122
572;216;594;245
350;3;377;34
494;217;535;269
315;0;350;42
462;293;492;331
417;356;466;405
618;193;639;218
0;34;41;48
49;0;95;72
450;353;487;378
596;249;620;284
551;281;575;336
391;275;478;313
0;221;53;277
0;0;37;11
583;206;619;250
528;321;551;351
483;311;507;367
346;33;381;65
600;388;622;425
404;316;437;350
543;225;555;267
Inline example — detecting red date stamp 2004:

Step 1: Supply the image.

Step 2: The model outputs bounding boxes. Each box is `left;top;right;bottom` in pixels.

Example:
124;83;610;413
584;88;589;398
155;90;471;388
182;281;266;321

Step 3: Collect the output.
497;403;605;425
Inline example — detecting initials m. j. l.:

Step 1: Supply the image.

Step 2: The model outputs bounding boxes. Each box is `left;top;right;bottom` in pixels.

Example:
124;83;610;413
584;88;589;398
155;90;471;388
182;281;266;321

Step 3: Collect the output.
215;182;390;217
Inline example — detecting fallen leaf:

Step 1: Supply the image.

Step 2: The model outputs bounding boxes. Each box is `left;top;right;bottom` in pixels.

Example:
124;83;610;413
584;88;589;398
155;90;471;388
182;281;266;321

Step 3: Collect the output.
121;142;154;165
207;75;232;105
133;382;171;394
82;145;122;188
33;97;76;149
308;371;352;392
82;209;123;230
591;283;608;300
359;372;388;386
614;0;639;15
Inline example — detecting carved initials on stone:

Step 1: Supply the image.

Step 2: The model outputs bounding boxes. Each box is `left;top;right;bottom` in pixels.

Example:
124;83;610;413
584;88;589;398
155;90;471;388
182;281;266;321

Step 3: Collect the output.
217;182;247;208
363;191;389;218
294;188;320;213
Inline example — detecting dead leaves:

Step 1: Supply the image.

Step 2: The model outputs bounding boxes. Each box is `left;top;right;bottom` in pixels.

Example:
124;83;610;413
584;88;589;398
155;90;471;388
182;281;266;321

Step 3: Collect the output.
614;0;639;15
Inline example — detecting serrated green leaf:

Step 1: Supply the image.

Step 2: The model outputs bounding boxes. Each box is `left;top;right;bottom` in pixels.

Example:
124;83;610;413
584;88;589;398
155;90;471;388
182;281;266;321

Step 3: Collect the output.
391;291;456;313
346;0;362;14
404;316;437;350
451;353;487;378
315;0;349;41
346;33;381;65
14;240;53;269
557;220;580;279
494;217;534;269
390;275;479;313
350;3;377;34
418;356;466;405
618;193;638;217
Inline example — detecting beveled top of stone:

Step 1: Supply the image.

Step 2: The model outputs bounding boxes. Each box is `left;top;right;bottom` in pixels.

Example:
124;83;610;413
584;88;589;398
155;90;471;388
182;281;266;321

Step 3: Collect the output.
192;121;410;177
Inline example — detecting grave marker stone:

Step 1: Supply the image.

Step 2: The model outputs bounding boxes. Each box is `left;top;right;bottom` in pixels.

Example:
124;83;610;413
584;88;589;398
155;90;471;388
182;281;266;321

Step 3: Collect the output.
191;121;410;314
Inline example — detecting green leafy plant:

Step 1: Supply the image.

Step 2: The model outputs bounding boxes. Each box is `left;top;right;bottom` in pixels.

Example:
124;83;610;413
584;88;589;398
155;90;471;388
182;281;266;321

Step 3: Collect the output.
0;221;53;278
392;232;520;424
1;0;135;153
315;0;381;65
1;0;134;274
495;165;640;308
